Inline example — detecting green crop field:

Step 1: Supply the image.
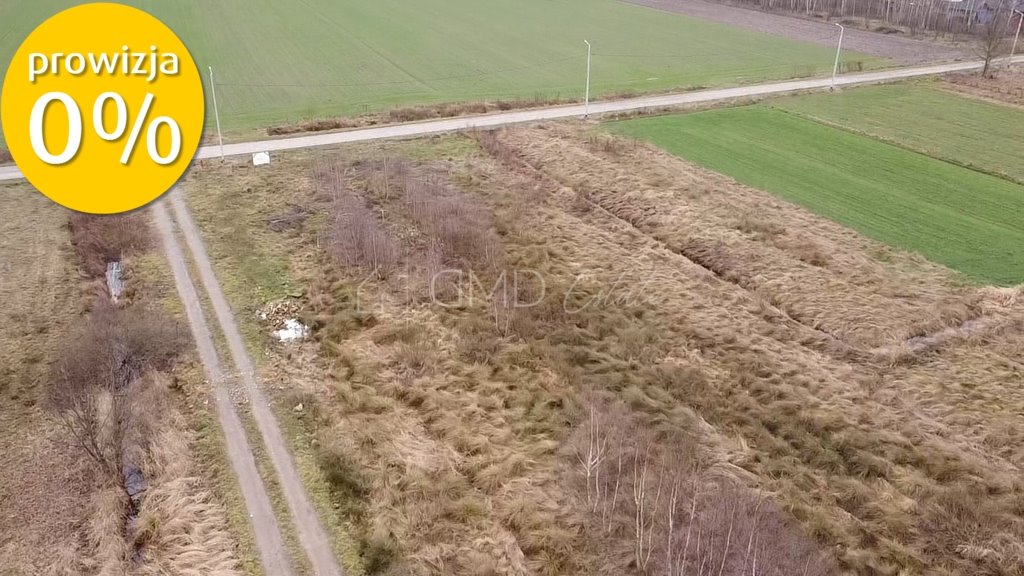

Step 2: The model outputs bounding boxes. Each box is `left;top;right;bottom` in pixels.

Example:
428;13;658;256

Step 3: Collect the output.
0;0;879;135
609;106;1024;285
773;83;1024;183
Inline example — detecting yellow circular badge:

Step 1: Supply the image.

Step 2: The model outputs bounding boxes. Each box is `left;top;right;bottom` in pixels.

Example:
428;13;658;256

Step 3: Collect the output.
1;3;204;214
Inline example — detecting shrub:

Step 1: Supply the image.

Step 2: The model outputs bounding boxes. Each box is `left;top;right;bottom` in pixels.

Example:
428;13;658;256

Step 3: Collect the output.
316;161;400;276
51;305;188;404
68;213;152;278
403;174;501;267
332;192;400;275
49;305;188;478
267;116;366;136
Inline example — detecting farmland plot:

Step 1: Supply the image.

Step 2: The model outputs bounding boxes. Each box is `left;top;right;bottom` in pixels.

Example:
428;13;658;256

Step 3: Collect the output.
0;0;880;135
610;106;1024;285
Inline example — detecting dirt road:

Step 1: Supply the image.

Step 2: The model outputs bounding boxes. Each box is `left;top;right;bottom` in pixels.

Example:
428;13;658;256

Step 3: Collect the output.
166;190;343;576
152;200;294;576
623;0;970;64
154;192;343;576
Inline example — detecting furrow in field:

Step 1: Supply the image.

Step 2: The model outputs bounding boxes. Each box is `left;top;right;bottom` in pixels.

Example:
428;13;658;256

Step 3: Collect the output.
492;125;978;349
470;131;1024;572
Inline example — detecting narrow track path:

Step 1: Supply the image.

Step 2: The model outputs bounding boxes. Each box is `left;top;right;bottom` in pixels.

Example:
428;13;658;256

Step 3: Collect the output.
152;200;295;576
166;189;343;576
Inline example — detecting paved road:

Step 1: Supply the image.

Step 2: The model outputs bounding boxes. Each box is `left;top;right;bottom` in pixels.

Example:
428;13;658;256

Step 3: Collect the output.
0;57;1013;183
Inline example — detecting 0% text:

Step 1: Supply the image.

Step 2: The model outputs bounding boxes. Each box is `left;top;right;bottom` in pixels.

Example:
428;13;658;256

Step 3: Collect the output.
30;91;181;166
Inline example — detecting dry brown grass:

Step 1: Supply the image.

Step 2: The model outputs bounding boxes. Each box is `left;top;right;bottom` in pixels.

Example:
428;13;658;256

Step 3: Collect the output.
229;148;835;575
134;374;244;576
268;116;370;136
267;96;570;137
178;128;1024;576
489;124;981;350
299;158;579;574
0;148;12;165
0;193;243;575
946;67;1024;107
467;126;1024;575
0;184;93;576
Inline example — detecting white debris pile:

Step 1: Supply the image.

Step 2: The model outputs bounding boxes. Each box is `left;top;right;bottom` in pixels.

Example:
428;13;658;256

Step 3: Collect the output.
274;318;310;342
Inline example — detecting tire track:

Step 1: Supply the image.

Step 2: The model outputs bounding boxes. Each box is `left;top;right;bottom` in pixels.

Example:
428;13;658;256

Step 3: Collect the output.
152;200;294;576
165;188;344;576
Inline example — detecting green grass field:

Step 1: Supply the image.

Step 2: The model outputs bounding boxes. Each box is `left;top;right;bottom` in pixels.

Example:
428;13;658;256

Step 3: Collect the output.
0;0;879;134
773;83;1024;183
609;106;1024;285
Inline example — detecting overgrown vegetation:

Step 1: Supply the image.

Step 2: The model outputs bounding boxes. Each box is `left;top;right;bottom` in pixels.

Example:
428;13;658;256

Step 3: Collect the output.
476;125;1024;575
41;211;245;576
0;184;89;575
67;212;151;278
268;97;570;136
571;398;832;575
947;66;1024;106
177;123;1024;576
50;304;188;479
197;147;837;575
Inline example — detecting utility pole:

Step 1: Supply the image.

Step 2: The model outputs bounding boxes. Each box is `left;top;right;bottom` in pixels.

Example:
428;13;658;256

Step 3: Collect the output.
208;66;225;159
831;23;845;91
1012;10;1024;65
584;40;592;118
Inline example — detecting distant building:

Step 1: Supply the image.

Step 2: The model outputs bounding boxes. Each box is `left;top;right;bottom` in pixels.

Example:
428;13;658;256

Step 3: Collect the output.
977;2;995;24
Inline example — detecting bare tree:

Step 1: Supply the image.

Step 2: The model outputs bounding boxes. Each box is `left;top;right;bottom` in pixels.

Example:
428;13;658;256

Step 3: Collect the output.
976;1;1011;77
570;400;836;576
50;306;187;481
575;406;609;510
